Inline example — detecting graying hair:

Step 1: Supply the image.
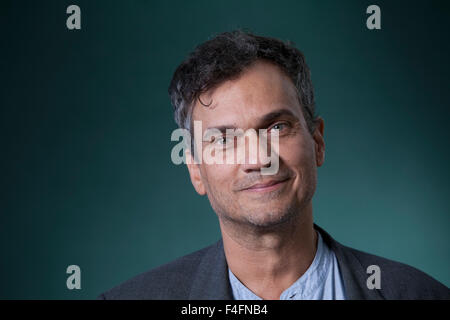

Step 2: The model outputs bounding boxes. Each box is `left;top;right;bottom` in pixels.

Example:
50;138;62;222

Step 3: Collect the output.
169;30;318;142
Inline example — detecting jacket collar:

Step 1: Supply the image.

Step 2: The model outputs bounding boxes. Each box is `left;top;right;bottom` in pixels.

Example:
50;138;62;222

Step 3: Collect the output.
188;239;234;299
314;224;384;300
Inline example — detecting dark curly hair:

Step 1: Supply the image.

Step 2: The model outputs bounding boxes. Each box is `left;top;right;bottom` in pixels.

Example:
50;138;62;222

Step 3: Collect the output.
168;30;318;137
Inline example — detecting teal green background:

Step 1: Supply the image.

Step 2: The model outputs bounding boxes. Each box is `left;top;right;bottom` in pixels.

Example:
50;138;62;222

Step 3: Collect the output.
1;0;449;299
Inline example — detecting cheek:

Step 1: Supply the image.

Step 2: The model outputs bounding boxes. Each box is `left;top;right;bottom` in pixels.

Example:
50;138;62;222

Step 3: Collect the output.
279;135;315;170
203;163;236;192
282;137;318;199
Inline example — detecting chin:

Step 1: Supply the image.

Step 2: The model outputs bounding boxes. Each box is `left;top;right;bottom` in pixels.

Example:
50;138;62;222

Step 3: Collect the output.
244;208;297;229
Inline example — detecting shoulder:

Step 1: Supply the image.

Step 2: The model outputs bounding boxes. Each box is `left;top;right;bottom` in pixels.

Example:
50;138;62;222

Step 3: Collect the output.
316;224;449;299
343;244;449;299
98;242;217;300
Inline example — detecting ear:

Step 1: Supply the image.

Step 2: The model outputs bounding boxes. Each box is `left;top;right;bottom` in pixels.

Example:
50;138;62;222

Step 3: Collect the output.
185;149;206;195
312;117;325;167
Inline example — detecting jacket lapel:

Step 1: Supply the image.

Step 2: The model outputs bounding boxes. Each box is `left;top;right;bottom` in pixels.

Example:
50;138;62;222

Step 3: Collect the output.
314;224;384;300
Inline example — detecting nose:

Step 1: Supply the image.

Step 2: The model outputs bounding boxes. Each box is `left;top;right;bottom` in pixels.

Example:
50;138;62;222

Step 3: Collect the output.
241;160;272;173
237;129;273;173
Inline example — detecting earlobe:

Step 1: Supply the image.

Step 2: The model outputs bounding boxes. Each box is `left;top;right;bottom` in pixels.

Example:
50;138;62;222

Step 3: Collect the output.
185;149;206;195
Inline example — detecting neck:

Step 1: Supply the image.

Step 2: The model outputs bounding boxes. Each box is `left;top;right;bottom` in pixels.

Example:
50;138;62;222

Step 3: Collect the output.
219;202;317;300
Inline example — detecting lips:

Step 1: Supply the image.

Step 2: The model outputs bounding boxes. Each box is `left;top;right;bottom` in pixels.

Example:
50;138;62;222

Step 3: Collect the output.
242;178;290;192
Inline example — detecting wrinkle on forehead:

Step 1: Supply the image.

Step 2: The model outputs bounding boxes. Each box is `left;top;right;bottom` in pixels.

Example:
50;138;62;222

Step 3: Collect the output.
192;60;302;131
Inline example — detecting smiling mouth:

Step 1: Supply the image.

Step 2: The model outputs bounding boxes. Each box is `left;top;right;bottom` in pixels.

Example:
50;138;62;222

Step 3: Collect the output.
242;178;290;193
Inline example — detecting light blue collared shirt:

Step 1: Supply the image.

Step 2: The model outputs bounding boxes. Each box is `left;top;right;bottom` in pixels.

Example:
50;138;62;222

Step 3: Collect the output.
228;231;346;300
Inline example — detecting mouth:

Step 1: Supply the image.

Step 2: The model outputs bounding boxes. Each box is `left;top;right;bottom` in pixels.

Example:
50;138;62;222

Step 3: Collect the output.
241;178;290;193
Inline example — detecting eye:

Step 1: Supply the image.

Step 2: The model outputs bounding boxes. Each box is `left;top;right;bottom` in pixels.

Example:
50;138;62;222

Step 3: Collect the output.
270;122;288;132
217;136;228;145
214;135;233;147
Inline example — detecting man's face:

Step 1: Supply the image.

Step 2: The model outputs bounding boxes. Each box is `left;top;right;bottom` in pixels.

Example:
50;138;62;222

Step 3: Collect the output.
187;60;325;228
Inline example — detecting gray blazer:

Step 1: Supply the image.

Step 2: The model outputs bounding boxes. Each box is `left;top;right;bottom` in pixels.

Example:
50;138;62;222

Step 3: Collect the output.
99;225;449;299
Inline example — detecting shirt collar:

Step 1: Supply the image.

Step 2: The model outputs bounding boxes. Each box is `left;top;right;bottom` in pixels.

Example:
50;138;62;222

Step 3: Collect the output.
228;231;333;300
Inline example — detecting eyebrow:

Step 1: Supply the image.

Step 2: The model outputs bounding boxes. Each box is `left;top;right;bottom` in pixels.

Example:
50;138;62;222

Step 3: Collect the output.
260;108;298;124
205;108;299;134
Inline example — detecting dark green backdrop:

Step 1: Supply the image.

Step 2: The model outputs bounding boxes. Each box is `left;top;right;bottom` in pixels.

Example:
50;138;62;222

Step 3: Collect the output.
1;0;449;299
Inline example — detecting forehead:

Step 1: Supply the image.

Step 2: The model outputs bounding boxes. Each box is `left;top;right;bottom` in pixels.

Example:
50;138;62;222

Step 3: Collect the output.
192;60;303;129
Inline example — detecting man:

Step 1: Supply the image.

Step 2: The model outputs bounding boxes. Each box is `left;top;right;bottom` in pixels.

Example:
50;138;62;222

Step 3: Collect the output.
100;30;449;300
